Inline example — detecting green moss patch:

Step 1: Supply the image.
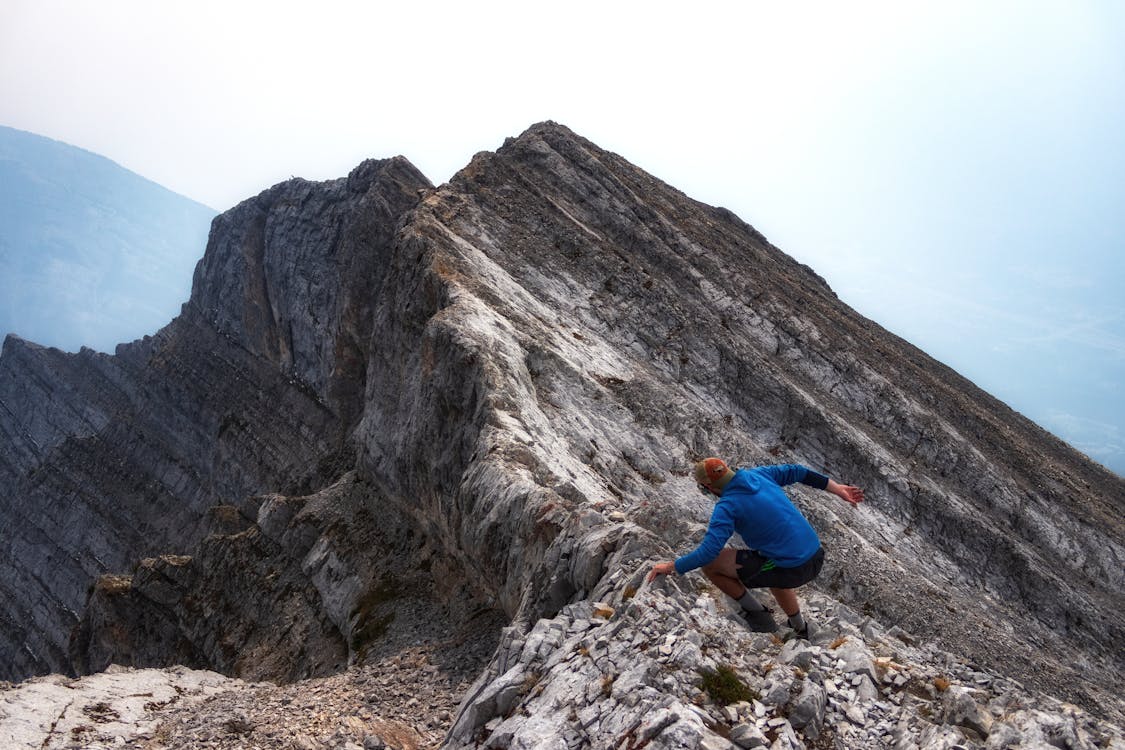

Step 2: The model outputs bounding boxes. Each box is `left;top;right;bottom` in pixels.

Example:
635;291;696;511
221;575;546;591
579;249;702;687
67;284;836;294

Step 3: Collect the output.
698;664;758;705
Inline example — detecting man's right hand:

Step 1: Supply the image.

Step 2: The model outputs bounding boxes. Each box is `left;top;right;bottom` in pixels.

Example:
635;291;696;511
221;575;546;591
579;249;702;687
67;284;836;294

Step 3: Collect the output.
647;561;676;582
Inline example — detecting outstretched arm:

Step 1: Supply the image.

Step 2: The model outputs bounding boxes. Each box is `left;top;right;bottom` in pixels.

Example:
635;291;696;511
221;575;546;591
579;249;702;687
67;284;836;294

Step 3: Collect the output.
792;467;863;507
826;479;864;507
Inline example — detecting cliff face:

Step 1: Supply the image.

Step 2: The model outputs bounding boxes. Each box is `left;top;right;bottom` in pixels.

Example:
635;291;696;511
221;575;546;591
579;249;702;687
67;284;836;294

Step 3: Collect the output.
0;157;430;680
1;123;1122;746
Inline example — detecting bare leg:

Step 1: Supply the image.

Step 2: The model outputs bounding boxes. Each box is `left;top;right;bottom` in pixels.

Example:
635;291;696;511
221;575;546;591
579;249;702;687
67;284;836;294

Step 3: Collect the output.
701;549;748;599
702;551;801;618
770;587;800;617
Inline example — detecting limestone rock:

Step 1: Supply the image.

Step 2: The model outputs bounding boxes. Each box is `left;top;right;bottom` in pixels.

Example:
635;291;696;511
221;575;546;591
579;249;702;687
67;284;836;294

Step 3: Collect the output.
730;722;769;748
787;680;826;738
0;666;242;749
835;640;879;684
940;686;993;738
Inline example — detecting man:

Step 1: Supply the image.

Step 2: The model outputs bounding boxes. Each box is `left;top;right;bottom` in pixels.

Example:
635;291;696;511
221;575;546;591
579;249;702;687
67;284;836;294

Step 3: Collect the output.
647;457;864;637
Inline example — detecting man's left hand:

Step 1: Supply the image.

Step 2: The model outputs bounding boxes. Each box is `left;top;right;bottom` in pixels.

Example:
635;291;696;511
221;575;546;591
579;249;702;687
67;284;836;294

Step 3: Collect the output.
647;561;676;582
828;480;865;507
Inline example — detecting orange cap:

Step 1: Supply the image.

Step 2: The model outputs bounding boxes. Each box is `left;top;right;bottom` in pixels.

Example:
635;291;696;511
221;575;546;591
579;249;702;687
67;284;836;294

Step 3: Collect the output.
694;457;730;486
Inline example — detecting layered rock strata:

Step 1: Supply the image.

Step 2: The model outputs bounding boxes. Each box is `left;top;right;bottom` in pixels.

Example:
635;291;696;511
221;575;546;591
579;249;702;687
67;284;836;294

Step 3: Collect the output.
0;157;431;679
1;123;1122;747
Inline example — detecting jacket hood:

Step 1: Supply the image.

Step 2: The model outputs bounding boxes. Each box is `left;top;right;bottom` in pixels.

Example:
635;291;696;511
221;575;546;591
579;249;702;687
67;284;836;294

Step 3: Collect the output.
724;468;760;495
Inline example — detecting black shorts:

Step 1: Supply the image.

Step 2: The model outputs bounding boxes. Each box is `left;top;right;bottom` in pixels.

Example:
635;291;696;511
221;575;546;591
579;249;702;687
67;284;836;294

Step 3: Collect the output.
735;546;824;589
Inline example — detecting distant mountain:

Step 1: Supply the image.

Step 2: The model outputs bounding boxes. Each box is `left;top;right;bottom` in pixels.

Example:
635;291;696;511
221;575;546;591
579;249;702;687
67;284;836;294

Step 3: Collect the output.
0;126;215;353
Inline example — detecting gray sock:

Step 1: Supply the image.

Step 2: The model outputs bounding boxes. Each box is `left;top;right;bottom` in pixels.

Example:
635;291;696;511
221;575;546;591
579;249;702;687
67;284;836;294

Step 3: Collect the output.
788;611;806;631
738;591;765;611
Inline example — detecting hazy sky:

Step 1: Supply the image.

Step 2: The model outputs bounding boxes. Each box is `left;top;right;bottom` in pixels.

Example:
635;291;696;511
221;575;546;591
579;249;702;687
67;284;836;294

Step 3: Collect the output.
2;1;1123;473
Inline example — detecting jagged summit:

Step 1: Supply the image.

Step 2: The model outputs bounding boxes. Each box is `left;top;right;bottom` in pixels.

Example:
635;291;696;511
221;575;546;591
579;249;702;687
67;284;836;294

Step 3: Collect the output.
1;123;1122;747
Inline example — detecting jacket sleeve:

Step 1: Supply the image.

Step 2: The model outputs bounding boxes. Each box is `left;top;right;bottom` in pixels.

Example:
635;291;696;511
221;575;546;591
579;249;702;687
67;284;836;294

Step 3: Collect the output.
757;463;809;487
756;463;830;490
674;503;735;574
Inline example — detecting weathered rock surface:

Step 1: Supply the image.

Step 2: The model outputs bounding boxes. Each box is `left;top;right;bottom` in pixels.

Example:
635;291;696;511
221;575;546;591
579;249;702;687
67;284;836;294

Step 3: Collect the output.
0;156;431;679
1;122;1123;748
0;665;241;749
2;595;501;750
445;589;1125;750
6;592;1120;750
69;472;414;681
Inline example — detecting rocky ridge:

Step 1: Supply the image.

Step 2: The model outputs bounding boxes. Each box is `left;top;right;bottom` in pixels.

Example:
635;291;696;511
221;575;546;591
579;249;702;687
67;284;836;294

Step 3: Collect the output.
443;583;1123;750
2;588;1121;749
1;122;1123;748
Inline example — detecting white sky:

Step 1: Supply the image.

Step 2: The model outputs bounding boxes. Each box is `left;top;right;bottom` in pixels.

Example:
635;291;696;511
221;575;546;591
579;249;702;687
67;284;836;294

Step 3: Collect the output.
2;0;1124;472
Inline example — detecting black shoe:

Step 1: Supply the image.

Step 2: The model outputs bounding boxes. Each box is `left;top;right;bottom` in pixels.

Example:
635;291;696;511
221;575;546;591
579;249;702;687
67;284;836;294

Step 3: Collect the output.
792;620;816;641
741;607;779;633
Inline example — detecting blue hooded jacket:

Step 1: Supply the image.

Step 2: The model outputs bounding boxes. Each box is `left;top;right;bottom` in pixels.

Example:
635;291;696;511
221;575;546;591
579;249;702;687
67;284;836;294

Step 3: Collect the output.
674;464;822;574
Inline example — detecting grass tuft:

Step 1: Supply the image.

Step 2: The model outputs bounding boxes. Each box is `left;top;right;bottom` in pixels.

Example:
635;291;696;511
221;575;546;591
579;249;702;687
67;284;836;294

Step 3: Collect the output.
698;664;759;705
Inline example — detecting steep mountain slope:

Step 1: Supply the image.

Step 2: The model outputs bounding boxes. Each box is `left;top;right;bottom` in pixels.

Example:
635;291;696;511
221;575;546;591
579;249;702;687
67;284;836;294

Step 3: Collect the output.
0;157;431;679
354;123;1123;710
0;126;216;353
0;123;1121;747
